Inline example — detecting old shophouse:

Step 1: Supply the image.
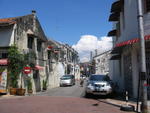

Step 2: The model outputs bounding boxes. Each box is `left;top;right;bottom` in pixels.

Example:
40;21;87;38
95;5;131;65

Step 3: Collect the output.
93;50;111;75
47;41;80;88
0;11;49;93
108;0;150;98
0;11;79;94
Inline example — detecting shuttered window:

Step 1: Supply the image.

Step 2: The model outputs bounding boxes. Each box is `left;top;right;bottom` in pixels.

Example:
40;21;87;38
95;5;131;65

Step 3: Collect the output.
28;37;34;49
37;39;42;52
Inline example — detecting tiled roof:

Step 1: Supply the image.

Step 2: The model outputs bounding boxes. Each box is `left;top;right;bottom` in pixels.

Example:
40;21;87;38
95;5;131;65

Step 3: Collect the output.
0;18;16;26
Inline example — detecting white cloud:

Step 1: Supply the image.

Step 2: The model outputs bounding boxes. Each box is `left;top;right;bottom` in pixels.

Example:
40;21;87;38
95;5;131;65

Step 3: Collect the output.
72;35;113;62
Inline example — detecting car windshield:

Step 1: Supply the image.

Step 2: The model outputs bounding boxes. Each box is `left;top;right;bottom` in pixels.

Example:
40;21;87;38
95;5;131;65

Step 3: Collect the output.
89;75;109;81
61;75;73;80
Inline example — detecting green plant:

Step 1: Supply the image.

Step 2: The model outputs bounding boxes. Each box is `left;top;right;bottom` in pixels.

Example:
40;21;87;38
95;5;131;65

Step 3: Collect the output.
42;80;47;90
0;67;5;73
8;45;25;88
27;79;32;90
7;45;36;88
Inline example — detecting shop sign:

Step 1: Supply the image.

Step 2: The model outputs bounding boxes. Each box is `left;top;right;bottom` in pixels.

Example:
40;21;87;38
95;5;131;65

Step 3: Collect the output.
0;68;7;93
23;66;31;74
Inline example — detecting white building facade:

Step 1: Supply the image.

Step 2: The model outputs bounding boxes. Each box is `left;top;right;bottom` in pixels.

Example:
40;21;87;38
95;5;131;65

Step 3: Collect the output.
93;50;111;75
108;0;150;98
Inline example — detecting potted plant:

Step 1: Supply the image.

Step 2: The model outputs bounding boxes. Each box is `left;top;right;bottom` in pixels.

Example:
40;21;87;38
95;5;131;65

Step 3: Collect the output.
27;79;33;95
42;80;47;91
9;72;19;95
16;88;26;96
8;45;25;95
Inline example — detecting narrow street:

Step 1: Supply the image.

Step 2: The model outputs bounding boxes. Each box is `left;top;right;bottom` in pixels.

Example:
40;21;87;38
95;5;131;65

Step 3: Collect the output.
0;81;135;113
36;81;85;97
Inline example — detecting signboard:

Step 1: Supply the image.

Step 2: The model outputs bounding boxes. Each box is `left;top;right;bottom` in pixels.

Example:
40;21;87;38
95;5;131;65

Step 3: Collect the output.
23;66;31;74
0;68;7;93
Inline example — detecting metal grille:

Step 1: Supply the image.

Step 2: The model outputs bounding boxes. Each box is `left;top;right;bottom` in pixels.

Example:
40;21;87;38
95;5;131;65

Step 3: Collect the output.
146;42;150;99
123;53;133;97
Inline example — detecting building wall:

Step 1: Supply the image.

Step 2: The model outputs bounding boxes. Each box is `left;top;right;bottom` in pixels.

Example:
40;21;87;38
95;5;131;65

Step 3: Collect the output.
144;13;150;36
12;14;49;93
94;51;111;75
131;45;139;98
116;0;139;44
110;0;142;98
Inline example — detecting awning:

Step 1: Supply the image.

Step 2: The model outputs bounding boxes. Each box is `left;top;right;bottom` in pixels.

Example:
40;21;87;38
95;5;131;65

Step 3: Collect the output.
115;34;150;47
111;1;122;13
109;12;120;21
115;38;139;47
107;29;117;36
35;65;43;70
111;46;124;54
0;59;8;65
110;54;121;60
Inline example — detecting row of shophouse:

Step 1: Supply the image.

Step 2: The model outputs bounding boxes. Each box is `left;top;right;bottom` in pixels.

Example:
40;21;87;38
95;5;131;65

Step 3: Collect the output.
0;11;80;94
107;0;150;99
93;50;111;75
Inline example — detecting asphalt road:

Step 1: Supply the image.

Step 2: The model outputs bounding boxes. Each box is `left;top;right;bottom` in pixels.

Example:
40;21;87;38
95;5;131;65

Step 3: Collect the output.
0;81;135;113
36;81;85;97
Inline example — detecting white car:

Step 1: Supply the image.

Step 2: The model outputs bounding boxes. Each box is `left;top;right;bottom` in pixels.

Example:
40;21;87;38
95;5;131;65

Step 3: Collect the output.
60;75;75;86
85;74;112;97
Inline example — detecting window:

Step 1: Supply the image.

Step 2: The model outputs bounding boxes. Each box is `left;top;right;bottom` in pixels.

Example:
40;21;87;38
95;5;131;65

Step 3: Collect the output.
97;59;100;63
145;0;150;12
28;37;34;49
37;39;42;52
2;53;8;58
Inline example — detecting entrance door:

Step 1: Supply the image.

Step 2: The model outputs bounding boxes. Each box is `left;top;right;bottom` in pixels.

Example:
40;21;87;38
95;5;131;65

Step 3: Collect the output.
123;53;133;97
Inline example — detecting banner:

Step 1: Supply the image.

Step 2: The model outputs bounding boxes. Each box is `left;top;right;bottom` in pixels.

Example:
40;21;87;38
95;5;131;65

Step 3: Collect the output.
0;68;7;93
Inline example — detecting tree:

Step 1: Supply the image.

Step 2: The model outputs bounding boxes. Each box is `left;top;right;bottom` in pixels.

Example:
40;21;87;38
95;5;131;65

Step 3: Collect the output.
8;45;24;88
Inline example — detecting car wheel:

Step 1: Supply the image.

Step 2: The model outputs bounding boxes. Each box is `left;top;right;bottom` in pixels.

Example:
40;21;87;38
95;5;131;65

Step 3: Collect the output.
85;92;91;98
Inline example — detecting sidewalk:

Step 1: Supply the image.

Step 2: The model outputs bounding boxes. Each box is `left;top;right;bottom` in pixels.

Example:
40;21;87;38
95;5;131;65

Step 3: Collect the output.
100;98;139;112
0;94;17;99
0;94;29;99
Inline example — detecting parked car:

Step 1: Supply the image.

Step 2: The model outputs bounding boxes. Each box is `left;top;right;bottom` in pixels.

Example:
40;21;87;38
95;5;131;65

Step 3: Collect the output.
60;75;75;86
85;74;112;97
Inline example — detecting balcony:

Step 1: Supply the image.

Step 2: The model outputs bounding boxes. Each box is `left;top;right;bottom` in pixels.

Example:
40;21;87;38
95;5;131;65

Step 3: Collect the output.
111;0;122;13
109;12;120;21
107;29;117;36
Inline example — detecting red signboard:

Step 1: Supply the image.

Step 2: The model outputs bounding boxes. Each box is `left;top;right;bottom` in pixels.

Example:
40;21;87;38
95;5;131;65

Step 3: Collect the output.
23;67;31;74
48;46;53;49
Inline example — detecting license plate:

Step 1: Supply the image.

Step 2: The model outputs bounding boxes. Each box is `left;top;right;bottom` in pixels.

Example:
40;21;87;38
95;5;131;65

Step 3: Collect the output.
95;87;101;91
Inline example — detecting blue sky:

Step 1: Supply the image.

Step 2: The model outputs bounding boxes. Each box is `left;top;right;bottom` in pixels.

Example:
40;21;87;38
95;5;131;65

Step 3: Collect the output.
0;0;114;46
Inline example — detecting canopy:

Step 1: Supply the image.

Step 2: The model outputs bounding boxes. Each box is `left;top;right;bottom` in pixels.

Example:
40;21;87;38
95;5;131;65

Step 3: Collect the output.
0;59;8;65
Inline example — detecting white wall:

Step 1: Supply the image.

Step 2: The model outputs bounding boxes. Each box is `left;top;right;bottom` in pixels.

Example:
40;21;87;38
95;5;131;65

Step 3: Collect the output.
117;0;139;44
48;62;65;88
0;26;14;47
94;51;110;75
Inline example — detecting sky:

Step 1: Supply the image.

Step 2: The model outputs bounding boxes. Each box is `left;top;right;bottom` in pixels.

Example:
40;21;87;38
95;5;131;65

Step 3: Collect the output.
0;0;114;62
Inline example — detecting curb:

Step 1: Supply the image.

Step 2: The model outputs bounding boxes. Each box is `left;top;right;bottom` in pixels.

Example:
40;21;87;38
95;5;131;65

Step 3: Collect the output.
99;99;136;111
99;99;122;108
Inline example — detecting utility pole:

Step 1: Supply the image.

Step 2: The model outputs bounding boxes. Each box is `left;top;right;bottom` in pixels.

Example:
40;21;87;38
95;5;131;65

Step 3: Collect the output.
137;0;148;113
